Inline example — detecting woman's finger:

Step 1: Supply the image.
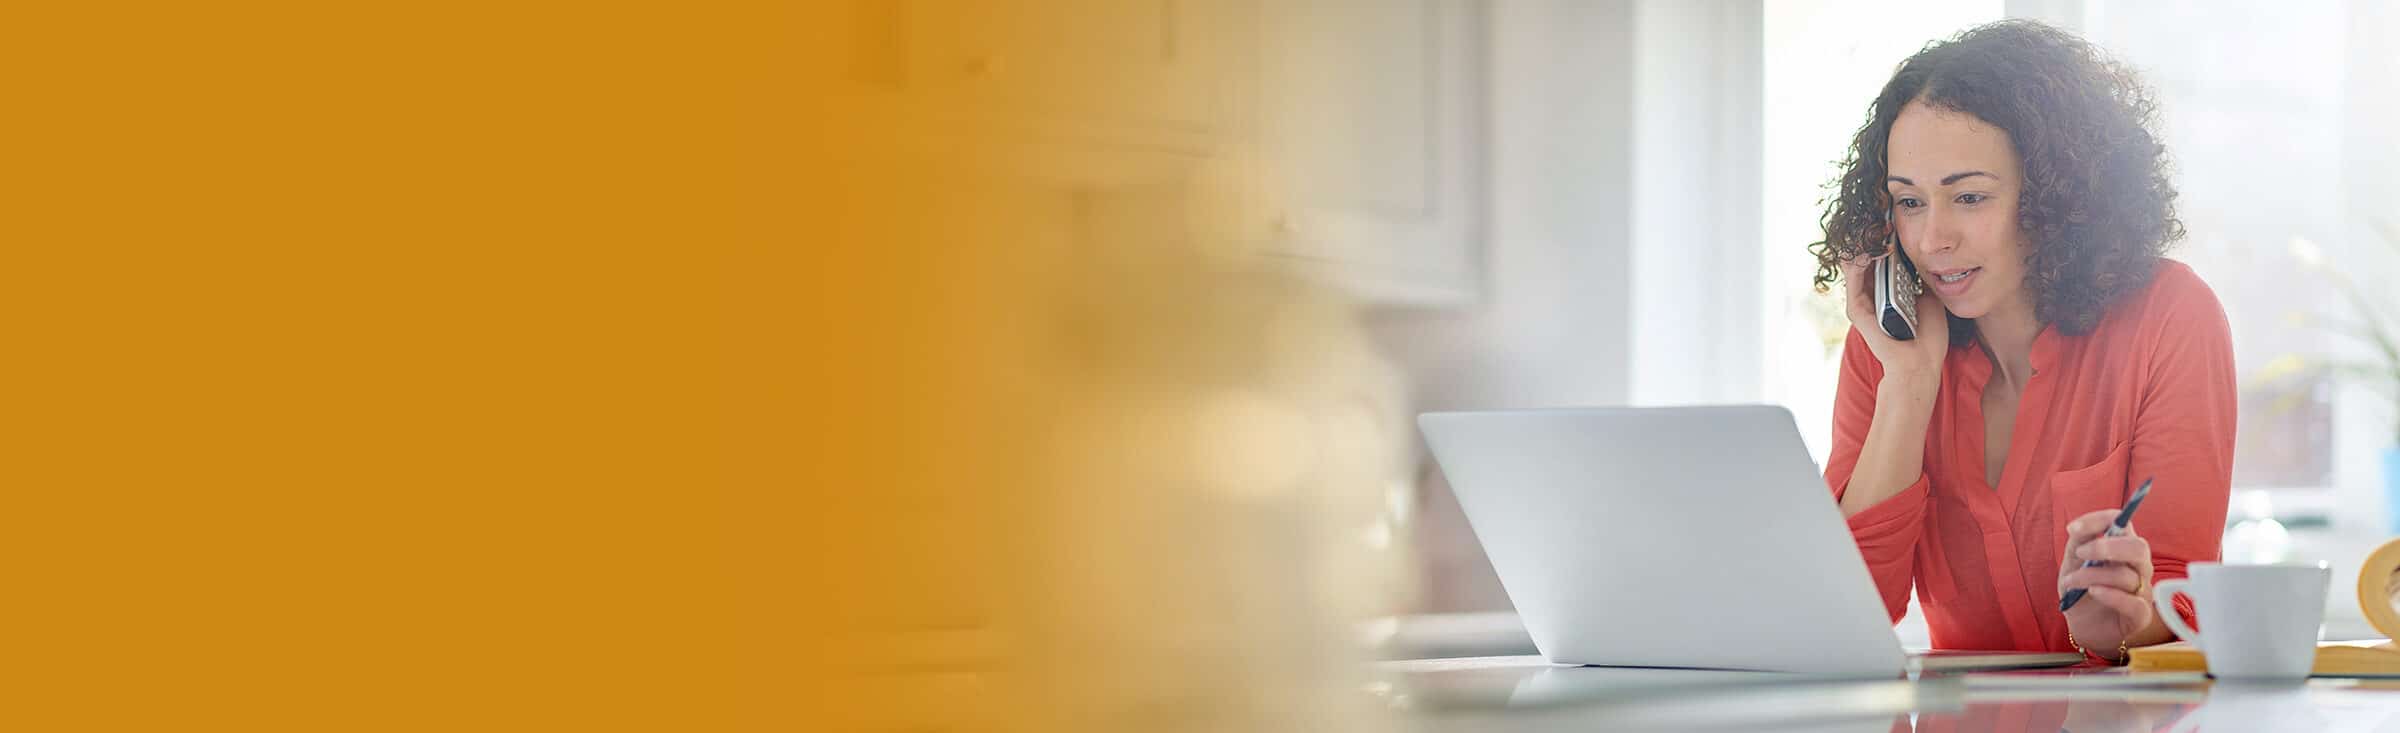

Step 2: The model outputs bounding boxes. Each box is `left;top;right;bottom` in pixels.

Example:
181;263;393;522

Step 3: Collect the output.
1840;259;1877;325
1840;256;1869;283
2064;510;2123;543
2060;565;2140;596
2081;584;2154;624
2059;509;2123;573
2075;535;2152;566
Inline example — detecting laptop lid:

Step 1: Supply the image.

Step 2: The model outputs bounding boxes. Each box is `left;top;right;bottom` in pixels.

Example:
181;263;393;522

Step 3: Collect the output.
1419;405;1907;676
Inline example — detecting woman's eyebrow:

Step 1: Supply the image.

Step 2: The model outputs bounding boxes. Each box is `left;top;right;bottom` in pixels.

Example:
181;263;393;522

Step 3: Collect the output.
1886;171;1998;186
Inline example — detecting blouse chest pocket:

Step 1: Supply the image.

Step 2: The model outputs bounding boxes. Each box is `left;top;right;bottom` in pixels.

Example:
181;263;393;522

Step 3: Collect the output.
2048;440;2133;566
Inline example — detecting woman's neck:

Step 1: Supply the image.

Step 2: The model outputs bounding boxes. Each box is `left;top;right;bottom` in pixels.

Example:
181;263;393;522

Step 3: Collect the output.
1975;298;2043;392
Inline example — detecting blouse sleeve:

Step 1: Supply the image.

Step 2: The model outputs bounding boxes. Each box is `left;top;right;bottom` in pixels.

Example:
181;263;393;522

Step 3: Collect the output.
1825;327;1933;623
2129;274;2238;630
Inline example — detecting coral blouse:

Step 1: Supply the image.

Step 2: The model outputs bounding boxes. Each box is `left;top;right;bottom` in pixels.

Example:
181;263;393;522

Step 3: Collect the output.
1826;259;2234;652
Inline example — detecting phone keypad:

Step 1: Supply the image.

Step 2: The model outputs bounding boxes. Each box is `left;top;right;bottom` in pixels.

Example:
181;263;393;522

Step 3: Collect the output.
1894;265;1921;323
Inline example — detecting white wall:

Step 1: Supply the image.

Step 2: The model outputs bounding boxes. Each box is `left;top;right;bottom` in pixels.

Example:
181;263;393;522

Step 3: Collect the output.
1369;0;1766;611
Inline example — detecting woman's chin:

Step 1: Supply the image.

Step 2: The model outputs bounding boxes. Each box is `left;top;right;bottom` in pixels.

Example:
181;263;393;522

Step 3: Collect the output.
1939;300;1985;320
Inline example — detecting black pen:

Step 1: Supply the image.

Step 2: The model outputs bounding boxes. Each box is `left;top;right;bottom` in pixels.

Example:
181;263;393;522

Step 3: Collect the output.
2059;476;2153;612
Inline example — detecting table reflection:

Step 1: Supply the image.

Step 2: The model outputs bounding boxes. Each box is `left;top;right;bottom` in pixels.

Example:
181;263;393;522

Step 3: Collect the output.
1386;656;2400;732
1913;697;2189;733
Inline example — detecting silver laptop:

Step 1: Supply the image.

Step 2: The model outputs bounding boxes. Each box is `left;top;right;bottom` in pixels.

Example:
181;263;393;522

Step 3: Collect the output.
1418;405;2082;676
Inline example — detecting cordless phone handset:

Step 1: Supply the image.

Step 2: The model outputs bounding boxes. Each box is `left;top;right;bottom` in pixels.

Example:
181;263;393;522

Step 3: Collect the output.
1872;220;1921;342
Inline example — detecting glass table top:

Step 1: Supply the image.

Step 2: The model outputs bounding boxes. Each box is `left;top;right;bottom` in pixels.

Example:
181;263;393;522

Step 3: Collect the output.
1381;655;2400;732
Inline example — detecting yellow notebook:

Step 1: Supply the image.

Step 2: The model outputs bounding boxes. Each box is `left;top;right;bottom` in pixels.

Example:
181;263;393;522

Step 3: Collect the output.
2129;639;2400;677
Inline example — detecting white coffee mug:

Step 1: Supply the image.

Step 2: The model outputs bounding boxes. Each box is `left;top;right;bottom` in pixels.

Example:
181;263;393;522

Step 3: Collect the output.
2151;562;2330;680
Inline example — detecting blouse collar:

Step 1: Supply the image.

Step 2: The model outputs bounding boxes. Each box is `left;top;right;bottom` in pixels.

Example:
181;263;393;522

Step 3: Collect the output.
1954;323;2060;390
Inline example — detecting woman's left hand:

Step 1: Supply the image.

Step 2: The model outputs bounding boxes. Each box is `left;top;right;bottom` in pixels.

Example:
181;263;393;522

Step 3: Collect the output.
2058;509;2155;657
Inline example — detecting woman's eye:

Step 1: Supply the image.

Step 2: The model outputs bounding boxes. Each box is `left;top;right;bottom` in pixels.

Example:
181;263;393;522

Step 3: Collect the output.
1895;197;1923;209
1955;193;1986;205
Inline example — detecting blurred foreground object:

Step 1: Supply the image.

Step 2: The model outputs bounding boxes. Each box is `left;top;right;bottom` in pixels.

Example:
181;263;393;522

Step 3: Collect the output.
785;2;1409;729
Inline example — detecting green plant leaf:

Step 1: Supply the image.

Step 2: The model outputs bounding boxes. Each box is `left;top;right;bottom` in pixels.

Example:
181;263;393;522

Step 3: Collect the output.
2373;218;2400;254
2309;314;2397;362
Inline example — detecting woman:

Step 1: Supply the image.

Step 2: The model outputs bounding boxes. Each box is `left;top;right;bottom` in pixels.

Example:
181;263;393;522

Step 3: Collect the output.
1811;20;2234;664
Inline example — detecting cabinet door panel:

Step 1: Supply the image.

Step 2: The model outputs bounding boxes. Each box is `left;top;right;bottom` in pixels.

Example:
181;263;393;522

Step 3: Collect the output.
1263;0;1482;306
904;0;1237;143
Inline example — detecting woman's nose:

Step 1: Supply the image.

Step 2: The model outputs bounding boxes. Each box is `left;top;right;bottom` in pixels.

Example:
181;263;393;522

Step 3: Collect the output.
1922;207;1962;253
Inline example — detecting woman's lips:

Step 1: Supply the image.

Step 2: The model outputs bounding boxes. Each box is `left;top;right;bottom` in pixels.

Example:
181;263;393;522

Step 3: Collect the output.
1925;267;1980;299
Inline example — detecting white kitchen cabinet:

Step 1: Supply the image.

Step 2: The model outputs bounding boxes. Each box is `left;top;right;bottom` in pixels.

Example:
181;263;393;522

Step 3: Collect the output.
889;0;1251;173
1259;0;1485;307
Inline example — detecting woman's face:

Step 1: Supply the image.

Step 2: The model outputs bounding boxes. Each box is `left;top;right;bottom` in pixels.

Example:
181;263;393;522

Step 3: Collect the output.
1884;99;2029;321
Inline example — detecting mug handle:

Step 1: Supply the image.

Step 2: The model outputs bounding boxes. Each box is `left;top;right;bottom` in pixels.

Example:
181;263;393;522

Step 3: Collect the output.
2153;578;2202;645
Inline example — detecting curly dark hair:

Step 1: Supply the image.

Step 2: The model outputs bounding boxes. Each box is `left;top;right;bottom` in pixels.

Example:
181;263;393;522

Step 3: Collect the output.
1808;19;2183;345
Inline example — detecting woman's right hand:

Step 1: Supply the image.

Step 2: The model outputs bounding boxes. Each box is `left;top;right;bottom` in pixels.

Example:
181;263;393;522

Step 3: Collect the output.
1840;255;1951;384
